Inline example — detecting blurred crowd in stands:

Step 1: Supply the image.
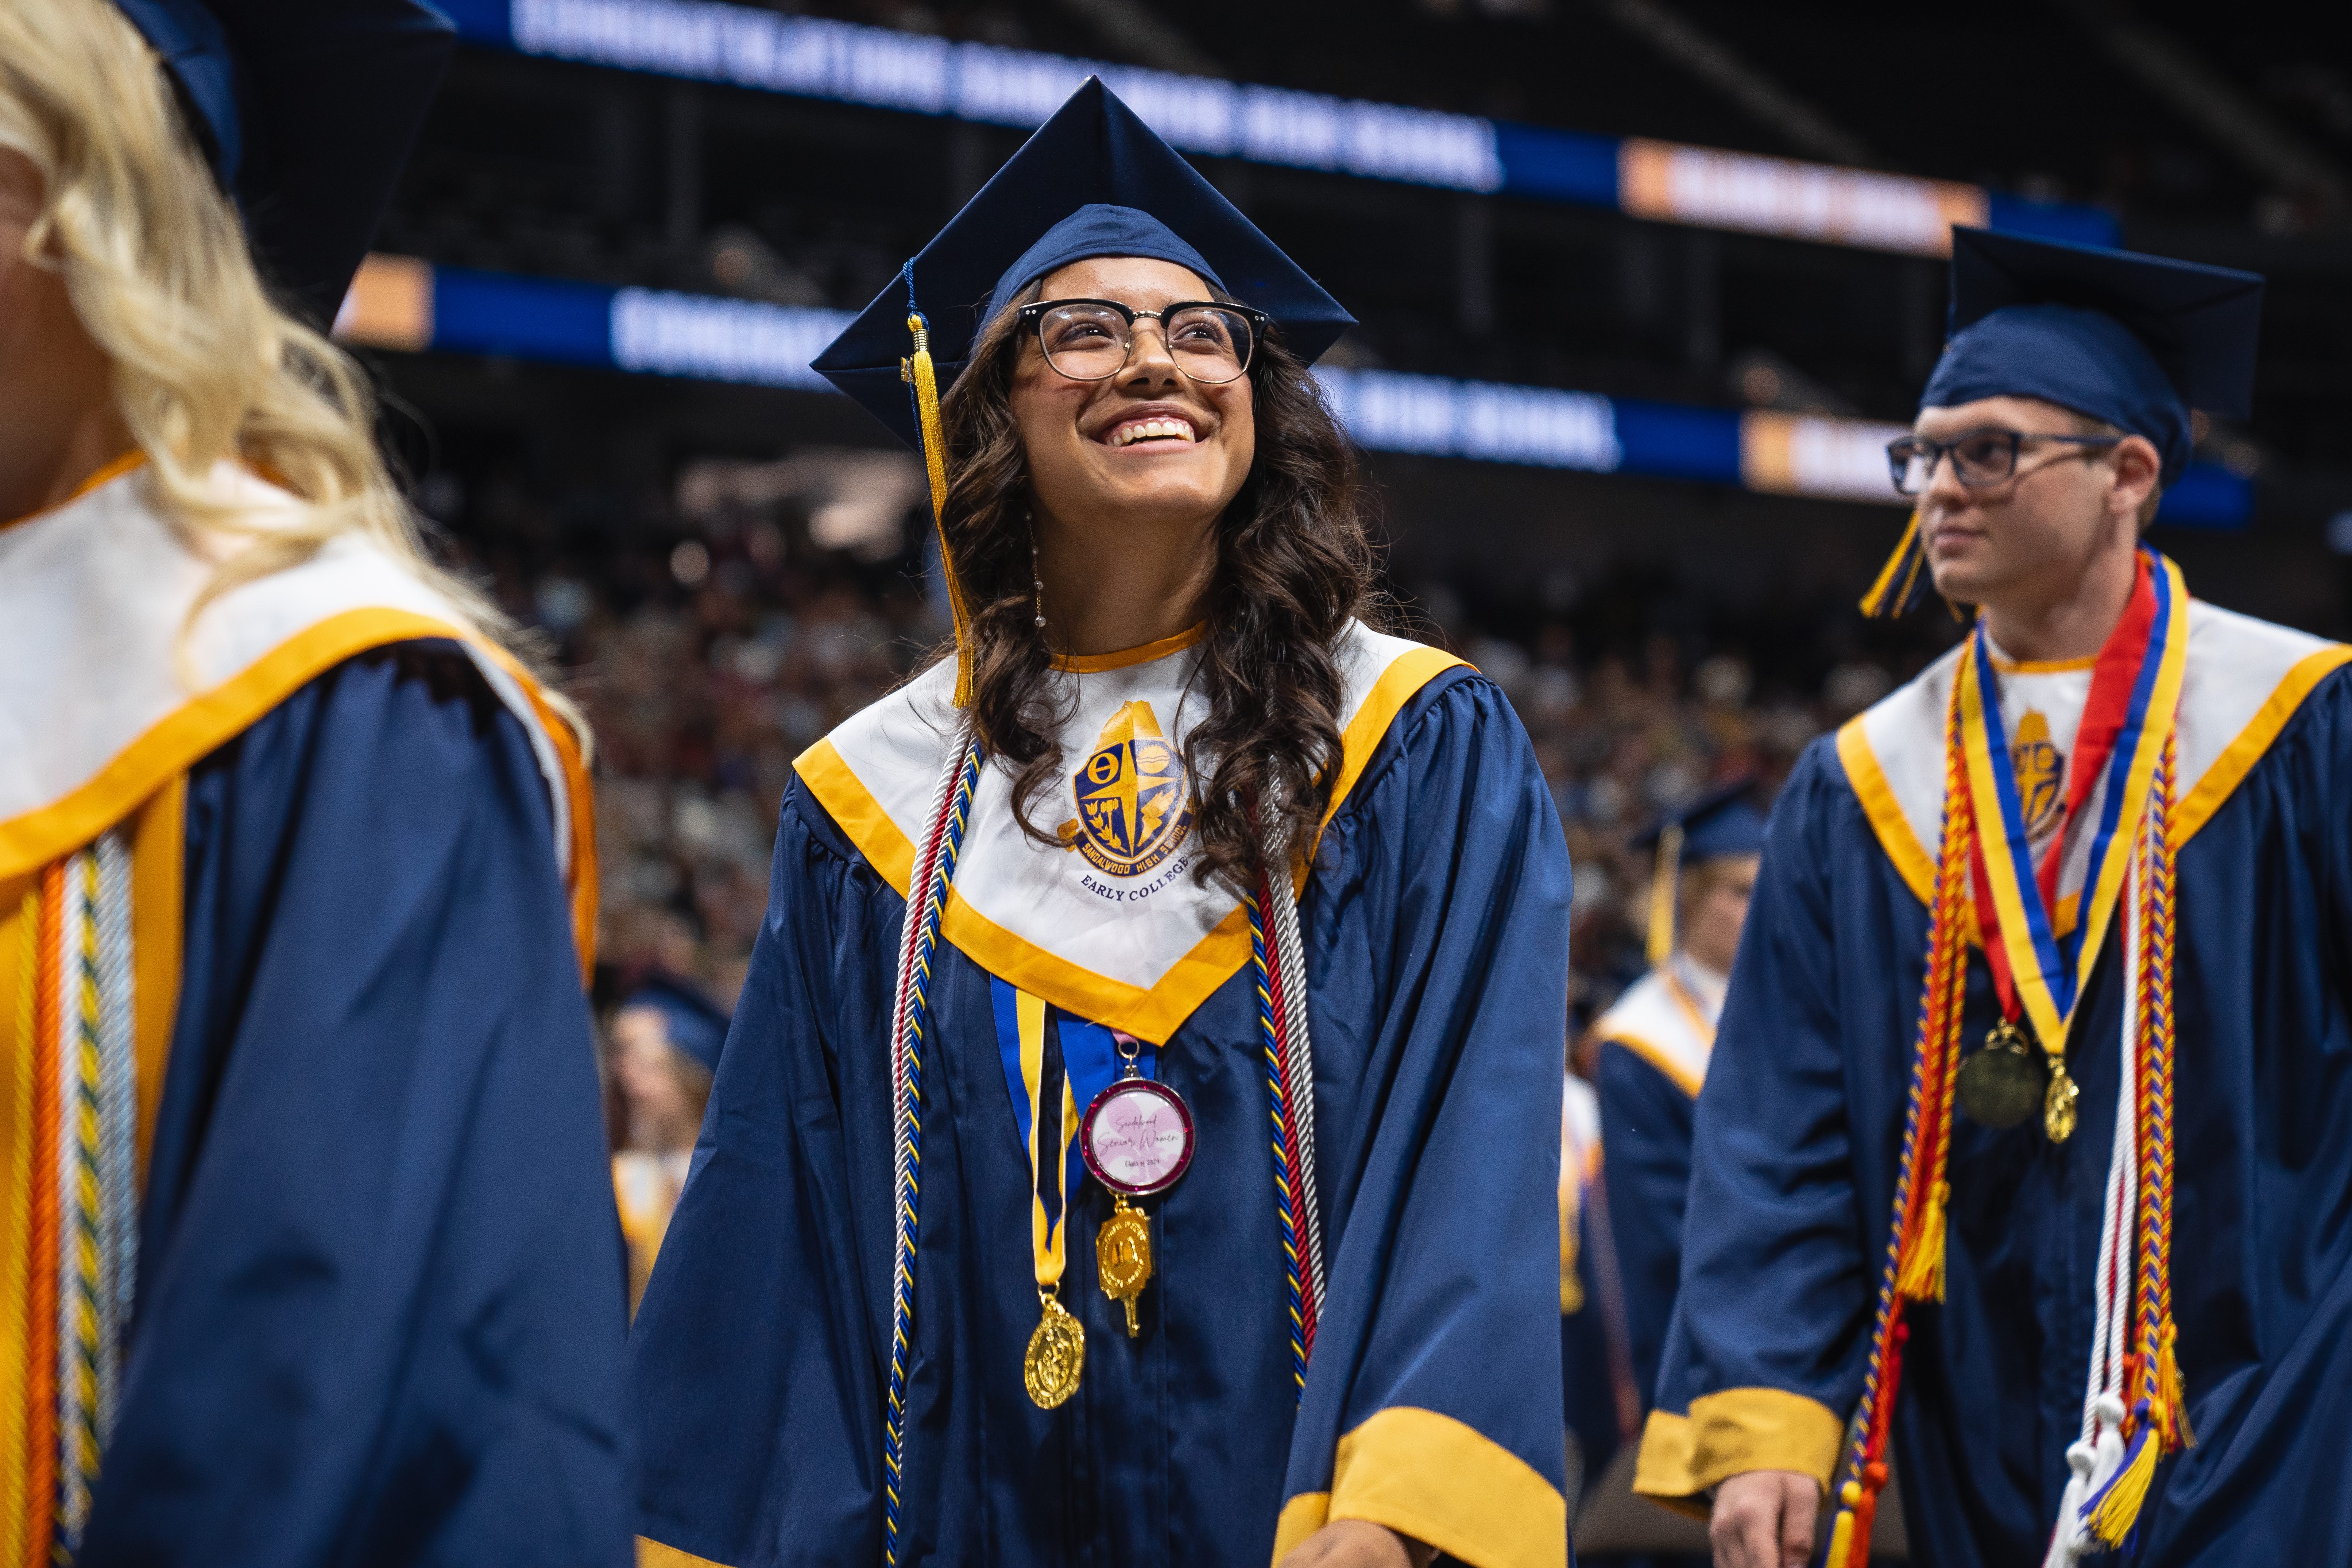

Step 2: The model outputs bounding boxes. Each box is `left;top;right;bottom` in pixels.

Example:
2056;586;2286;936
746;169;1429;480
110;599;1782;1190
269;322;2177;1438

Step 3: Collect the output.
441;459;1923;1040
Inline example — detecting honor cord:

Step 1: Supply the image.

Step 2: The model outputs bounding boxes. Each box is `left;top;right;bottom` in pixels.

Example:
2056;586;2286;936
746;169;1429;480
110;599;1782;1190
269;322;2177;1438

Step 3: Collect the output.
2045;818;2144;1568
1263;824;1326;1313
1826;672;1972;1568
1249;834;1324;1394
881;731;981;1568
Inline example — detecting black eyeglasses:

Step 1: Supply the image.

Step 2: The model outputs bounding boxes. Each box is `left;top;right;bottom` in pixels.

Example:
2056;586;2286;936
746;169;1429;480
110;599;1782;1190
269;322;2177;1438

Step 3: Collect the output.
1017;298;1269;385
1887;427;2124;495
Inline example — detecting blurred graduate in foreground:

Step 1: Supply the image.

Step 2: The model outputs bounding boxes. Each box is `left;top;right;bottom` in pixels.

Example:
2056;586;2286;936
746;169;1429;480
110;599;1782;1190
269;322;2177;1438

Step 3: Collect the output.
0;1;627;1561
1640;227;2352;1568
631;78;1574;1568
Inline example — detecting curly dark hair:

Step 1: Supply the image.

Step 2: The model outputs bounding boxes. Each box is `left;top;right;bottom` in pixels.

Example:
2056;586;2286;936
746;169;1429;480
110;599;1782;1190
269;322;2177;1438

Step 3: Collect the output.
932;278;1379;890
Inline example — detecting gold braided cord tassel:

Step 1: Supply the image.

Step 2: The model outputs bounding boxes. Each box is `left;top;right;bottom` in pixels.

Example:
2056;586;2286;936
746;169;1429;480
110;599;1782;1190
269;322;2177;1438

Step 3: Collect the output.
902;313;975;707
2143;734;2192;1453
1826;667;1973;1567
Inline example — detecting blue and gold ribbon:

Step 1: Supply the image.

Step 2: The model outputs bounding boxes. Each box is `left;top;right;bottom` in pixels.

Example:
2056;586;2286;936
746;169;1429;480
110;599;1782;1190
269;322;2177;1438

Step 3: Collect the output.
1015;990;1080;1296
1957;549;2188;1053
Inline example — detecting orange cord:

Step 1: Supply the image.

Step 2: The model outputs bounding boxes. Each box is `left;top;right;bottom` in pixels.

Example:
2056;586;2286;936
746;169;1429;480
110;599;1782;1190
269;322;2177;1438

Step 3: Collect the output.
24;861;63;1568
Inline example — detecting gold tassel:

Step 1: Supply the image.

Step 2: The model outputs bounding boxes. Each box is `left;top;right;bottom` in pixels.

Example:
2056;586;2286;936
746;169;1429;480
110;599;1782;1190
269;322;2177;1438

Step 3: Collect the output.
1895;1179;1948;1303
1645;824;1684;968
902;312;975;707
1824;1507;1857;1568
2154;1320;2194;1449
1824;1479;1871;1568
1858;508;1927;619
2085;1423;2160;1546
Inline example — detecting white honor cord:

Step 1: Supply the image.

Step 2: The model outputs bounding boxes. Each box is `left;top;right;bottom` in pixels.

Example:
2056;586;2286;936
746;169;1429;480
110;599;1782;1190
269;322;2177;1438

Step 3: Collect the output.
1263;820;1326;1307
2044;821;2150;1568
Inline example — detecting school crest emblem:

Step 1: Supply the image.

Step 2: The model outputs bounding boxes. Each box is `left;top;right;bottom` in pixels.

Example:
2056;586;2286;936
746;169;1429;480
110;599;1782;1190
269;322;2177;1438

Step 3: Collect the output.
1066;701;1194;878
2011;709;2064;843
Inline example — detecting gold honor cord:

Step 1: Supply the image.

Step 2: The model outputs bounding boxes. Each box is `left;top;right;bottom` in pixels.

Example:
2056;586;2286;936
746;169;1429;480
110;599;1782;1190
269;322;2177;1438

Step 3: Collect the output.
901;313;976;707
1016;991;1084;1409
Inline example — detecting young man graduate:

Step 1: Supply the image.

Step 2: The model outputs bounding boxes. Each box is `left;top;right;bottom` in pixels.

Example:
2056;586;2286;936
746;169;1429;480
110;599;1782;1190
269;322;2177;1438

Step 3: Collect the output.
631;78;1574;1568
0;1;627;1562
1635;226;2351;1568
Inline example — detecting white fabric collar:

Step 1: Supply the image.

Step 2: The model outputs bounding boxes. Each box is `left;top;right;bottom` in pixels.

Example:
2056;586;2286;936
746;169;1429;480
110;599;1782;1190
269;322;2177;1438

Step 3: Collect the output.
1835;600;2350;906
1591;966;1715;1097
800;619;1465;1042
0;464;574;877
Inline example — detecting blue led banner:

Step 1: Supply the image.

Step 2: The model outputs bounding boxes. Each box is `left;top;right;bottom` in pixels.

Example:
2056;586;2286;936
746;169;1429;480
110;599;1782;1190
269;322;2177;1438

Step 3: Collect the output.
433;0;2117;256
336;256;2243;526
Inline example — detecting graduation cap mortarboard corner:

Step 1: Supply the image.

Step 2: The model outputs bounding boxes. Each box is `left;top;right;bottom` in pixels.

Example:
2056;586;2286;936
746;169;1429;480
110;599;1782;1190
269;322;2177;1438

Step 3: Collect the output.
812;76;1355;706
1863;227;2264;620
1633;779;1766;968
111;0;455;322
619;976;732;1075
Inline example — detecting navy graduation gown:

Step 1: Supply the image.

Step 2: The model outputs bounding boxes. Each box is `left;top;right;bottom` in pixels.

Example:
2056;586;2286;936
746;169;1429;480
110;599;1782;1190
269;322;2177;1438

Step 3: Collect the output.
1593;1044;1695;1418
632;670;1574;1567
84;643;631;1566
1648;666;2352;1565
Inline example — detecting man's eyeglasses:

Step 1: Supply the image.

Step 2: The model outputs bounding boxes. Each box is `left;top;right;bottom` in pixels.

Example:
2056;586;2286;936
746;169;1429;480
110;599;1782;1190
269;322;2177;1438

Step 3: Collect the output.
1886;427;2123;495
1017;298;1268;385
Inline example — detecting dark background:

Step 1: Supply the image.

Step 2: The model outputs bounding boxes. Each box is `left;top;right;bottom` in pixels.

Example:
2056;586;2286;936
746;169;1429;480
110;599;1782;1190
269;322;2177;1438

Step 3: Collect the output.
353;0;2352;1017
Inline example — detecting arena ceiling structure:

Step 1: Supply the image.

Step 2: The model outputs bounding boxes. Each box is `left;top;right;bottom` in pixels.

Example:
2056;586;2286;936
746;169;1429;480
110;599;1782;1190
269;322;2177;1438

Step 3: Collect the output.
345;0;2352;646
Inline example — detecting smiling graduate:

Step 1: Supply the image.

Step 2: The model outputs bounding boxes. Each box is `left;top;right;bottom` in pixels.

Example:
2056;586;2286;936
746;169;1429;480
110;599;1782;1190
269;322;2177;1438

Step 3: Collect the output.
629;78;1575;1568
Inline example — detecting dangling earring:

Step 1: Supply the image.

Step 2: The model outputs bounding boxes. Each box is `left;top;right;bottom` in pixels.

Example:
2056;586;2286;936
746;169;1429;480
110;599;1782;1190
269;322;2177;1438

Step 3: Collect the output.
1030;515;1047;631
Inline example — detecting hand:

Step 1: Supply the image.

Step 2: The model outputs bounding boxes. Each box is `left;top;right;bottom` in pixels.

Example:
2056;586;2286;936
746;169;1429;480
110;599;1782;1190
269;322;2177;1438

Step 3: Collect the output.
1710;1470;1819;1568
1275;1519;1436;1568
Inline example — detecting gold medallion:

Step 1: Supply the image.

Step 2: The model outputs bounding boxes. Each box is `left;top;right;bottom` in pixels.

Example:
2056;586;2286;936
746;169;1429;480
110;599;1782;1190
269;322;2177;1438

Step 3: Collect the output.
1022;1293;1086;1409
1096;1196;1153;1336
2044;1058;2081;1144
1956;1020;2043;1130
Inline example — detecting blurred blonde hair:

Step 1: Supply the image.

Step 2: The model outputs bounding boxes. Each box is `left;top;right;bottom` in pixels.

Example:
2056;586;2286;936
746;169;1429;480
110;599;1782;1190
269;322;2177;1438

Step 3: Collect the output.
0;0;580;732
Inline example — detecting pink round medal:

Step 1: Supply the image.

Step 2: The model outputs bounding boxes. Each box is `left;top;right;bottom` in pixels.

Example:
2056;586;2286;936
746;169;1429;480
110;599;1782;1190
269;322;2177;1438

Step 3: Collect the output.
1079;1078;1195;1197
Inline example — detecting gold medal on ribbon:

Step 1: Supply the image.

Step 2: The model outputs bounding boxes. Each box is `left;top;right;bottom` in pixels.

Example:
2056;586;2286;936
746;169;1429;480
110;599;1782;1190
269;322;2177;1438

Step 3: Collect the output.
1012;992;1085;1406
1956;1019;2043;1130
1023;1292;1086;1409
2043;1056;2081;1143
1096;1196;1152;1336
1953;570;2187;1150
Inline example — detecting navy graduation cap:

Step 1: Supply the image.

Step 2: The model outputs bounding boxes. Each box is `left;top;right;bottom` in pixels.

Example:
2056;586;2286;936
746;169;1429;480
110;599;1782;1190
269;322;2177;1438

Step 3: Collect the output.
112;0;455;321
1866;227;2264;618
1634;779;1766;965
1633;779;1767;864
618;976;732;1075
1923;226;2265;485
814;76;1352;704
814;76;1354;451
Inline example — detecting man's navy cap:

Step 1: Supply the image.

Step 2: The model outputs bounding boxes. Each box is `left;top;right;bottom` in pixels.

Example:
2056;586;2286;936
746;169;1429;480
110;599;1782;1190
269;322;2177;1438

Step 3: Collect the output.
112;0;455;322
813;77;1354;452
1633;779;1767;864
619;976;732;1075
1920;227;2264;486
